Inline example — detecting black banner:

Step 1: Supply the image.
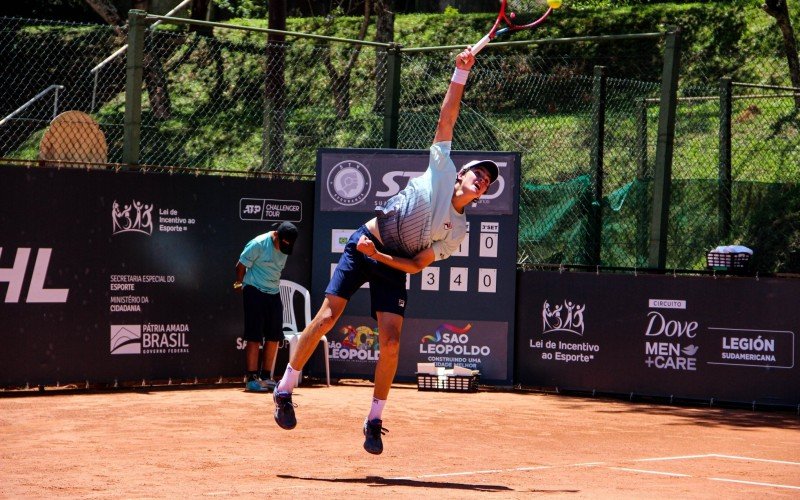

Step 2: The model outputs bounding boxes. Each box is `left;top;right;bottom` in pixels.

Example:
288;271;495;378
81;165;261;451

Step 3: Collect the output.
0;165;316;386
515;271;800;405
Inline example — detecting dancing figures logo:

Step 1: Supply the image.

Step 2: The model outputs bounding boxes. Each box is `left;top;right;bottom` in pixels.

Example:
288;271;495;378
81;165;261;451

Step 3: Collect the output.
542;300;586;336
112;199;154;236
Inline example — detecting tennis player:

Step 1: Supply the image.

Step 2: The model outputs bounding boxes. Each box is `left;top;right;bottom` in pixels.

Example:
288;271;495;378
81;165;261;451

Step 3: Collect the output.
272;47;498;455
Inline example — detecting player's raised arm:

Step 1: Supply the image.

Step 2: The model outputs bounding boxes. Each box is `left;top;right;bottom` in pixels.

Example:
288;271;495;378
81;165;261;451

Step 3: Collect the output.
433;48;475;144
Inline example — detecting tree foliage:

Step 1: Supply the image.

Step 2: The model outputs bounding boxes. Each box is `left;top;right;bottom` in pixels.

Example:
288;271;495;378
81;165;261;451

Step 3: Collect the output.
763;0;800;107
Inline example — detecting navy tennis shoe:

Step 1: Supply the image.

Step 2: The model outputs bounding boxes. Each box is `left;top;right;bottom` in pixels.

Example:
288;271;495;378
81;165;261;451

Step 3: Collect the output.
363;418;387;455
273;391;297;430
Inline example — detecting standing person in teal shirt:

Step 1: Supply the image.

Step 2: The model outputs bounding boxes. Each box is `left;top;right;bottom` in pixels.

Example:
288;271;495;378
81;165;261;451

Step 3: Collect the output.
234;221;298;392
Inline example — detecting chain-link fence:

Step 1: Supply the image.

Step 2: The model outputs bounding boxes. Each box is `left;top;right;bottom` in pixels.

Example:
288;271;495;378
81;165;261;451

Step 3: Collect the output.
664;80;800;272
0;16;389;172
2;15;799;273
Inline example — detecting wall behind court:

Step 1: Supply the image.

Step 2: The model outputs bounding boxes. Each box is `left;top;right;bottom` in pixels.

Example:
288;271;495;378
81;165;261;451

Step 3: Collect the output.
3;163;799;408
0;164;316;387
515;270;800;406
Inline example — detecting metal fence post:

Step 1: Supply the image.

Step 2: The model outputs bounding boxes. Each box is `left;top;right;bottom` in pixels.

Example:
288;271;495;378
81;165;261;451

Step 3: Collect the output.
53;85;61;120
588;65;607;265
124;9;146;167
636;98;650;266
718;77;733;241
636;99;648;178
648;27;681;270
382;43;402;149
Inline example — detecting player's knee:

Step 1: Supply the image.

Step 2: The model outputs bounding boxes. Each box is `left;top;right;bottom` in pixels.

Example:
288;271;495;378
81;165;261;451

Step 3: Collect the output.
380;336;401;356
311;308;338;332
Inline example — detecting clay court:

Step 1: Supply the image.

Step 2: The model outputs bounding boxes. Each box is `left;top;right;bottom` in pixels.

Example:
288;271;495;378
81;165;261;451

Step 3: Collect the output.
2;381;799;498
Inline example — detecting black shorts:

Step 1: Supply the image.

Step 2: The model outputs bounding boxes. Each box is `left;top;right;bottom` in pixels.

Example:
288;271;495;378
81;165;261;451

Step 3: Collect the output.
325;225;407;319
242;285;283;342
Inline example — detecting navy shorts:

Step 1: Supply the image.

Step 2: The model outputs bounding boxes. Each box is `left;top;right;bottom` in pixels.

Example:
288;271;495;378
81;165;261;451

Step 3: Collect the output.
242;285;284;342
326;225;407;319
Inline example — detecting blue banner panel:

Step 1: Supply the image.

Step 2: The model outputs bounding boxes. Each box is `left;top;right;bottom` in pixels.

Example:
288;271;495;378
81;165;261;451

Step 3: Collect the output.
314;149;521;384
515;271;800;405
0;165;315;386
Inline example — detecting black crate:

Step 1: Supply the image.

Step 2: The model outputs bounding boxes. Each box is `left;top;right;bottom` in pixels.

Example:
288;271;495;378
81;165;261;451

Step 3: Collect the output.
416;373;479;393
706;251;751;272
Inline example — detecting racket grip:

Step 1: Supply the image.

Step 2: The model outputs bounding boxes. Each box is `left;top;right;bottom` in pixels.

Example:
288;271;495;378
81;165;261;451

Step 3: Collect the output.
471;34;492;55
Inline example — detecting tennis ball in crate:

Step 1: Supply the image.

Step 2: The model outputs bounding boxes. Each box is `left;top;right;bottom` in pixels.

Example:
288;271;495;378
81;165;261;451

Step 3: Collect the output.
548;0;562;9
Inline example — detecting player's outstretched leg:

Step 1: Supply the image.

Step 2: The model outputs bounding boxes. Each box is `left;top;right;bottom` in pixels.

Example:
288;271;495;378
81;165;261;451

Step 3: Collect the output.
363;418;388;455
363;312;400;453
273;390;297;430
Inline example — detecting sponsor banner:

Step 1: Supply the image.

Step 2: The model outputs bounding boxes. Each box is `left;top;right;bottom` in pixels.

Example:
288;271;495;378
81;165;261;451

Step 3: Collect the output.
0;165;315;386
314;149;521;384
407;318;508;380
516;271;800;405
326;316;381;377
706;328;794;369
110;323;191;355
328;315;509;381
318;149;518;215
240;198;302;222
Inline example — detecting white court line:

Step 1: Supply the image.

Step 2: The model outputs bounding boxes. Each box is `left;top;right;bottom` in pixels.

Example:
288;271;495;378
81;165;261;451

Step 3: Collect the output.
388;455;799;487
634;454;714;462
389;463;602;481
390;466;552;480
709;454;800;466
610;467;691;478
710;478;800;491
634;453;800;466
391;469;506;480
417;469;502;478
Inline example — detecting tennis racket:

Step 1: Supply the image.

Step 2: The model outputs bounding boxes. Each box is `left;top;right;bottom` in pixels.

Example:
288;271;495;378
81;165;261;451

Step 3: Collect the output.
471;0;561;56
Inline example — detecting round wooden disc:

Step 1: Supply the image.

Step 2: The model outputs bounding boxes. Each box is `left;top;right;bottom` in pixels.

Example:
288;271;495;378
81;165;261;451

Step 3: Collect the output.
38;110;108;166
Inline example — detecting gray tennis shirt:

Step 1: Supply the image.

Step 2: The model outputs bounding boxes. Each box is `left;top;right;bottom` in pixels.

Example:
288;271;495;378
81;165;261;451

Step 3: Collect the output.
376;141;467;261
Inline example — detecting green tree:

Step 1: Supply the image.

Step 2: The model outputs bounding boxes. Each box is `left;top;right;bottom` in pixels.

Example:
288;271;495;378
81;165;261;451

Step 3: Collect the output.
373;0;394;113
322;0;374;120
262;0;287;171
84;0;174;118
763;0;800;107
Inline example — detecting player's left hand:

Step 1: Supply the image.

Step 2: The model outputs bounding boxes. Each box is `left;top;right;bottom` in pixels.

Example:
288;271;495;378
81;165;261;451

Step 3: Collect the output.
356;235;377;258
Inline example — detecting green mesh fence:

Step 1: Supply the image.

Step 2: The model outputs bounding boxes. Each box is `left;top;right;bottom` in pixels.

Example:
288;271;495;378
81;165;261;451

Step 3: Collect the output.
1;16;799;273
659;82;800;272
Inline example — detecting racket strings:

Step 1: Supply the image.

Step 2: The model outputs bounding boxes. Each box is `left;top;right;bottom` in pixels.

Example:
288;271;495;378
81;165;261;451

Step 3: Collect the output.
504;0;549;27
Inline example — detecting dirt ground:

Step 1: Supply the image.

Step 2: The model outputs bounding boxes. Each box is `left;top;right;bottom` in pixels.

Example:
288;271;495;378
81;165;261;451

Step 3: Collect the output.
2;381;799;499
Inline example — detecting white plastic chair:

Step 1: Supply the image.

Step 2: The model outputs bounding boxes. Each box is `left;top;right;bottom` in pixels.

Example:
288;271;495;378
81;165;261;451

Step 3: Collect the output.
276;279;330;387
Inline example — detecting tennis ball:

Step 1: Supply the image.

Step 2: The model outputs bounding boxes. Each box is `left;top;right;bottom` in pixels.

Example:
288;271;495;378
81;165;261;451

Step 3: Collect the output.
547;0;562;9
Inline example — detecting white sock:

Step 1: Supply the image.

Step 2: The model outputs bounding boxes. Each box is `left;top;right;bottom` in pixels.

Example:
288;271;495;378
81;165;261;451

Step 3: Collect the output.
367;397;386;421
276;364;301;394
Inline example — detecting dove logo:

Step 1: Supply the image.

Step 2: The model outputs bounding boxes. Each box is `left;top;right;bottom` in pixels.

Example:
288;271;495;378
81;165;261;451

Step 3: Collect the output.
644;311;698;338
644;342;698;371
643;312;699;371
